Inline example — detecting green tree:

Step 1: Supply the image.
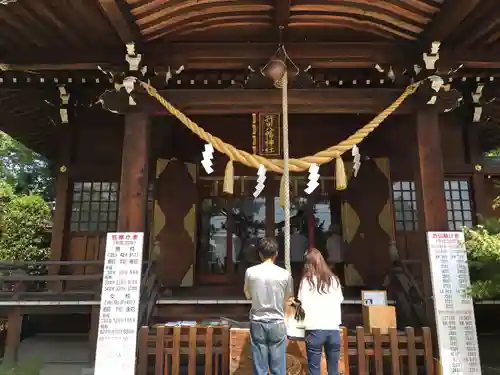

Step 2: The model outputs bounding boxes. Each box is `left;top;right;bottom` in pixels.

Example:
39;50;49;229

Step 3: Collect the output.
0;189;51;262
0;134;53;264
0;131;54;201
464;218;500;300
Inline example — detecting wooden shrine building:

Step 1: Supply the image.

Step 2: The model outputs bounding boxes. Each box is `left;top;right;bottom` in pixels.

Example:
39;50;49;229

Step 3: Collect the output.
1;0;500;370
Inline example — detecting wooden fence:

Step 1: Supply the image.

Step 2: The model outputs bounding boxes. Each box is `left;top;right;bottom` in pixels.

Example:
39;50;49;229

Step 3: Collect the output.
137;325;435;375
137;325;230;375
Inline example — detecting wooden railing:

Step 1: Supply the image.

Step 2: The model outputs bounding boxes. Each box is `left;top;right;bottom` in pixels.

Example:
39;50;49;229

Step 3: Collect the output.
343;327;434;375
0;260;104;296
137;325;434;375
137;325;230;375
0;260;151;299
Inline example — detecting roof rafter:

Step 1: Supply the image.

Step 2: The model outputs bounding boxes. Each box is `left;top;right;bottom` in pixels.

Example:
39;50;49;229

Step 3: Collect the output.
97;0;143;45
419;0;482;43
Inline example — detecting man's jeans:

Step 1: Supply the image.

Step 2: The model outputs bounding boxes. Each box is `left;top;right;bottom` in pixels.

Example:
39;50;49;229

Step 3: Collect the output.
250;321;287;375
305;330;341;375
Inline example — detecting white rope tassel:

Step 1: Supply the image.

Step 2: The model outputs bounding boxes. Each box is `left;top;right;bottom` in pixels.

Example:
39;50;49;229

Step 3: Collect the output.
282;72;291;273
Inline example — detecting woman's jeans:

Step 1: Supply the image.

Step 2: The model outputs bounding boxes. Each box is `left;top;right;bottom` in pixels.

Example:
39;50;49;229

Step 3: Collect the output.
305;330;341;375
250;321;287;375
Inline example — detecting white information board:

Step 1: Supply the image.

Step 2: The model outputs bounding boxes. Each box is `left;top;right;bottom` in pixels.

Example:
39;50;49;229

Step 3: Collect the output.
427;231;481;375
361;290;388;306
94;232;144;375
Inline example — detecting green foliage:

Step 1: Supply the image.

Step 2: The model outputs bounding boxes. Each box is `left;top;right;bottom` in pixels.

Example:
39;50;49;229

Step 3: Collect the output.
0;132;54;201
464;217;500;300
486;149;500;157
0;194;51;262
0;358;43;375
0;133;52;263
0;181;14;224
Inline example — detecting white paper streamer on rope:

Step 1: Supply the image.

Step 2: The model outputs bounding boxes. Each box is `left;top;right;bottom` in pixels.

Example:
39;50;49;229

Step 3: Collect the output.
304;163;320;195
253;164;266;198
423;41;440;70
352;145;361;177
58;86;70;124
472;83;484;122
427;75;444;105
122;76;137;106
125;42;142;71
201;143;214;174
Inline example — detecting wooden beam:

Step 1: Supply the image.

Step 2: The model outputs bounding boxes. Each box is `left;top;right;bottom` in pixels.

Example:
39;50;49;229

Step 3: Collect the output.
117;113;150;232
0;42;408;69
97;0;142;44
274;0;291;27
4;43;500;70
419;0;482;43
143;88;461;115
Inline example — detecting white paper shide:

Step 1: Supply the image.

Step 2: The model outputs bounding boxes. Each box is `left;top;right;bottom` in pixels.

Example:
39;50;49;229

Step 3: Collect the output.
94;232;144;375
427;231;481;375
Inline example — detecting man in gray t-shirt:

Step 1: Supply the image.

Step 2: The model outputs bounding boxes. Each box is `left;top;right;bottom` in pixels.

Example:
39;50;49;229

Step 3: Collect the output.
244;237;293;375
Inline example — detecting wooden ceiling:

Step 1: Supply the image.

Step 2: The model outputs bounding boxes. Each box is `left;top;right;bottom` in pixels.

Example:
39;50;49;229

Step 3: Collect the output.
0;0;499;58
125;0;441;42
0;0;499;69
1;0;500;156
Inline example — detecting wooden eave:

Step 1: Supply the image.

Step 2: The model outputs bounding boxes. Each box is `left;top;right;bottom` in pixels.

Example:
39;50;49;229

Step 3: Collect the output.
1;0;500;155
1;0;500;70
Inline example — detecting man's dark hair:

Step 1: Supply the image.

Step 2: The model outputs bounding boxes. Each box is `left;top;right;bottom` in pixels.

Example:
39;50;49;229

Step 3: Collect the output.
257;237;278;260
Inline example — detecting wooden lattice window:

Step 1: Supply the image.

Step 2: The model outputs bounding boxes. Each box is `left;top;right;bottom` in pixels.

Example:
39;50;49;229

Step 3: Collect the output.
71;182;154;233
392;181;418;231
445;179;474;230
70;182;119;232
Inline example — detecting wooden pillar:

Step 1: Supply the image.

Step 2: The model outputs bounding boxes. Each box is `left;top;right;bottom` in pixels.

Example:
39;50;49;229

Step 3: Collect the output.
48;125;74;291
117;112;150;232
4;308;23;366
415;106;448;232
88;305;100;363
89;113;150;360
467;124;488;219
414;105;447;326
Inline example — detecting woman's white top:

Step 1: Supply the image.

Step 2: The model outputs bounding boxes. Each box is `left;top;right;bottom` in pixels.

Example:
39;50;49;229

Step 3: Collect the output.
298;276;344;330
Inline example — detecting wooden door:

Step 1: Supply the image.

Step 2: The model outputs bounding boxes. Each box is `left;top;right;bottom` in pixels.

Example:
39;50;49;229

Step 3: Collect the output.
150;158;197;287
342;158;395;287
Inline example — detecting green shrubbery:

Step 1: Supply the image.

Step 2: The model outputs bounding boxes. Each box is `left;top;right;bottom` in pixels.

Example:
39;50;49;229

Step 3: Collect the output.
464;217;500;300
0;184;50;262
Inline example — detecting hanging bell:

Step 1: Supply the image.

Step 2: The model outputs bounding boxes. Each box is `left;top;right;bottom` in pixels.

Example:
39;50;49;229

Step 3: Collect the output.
263;58;286;88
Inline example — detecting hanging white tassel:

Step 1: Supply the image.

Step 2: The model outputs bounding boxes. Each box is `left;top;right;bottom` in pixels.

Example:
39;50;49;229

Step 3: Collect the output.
304;163;320;194
201;143;214;174
352;145;361;177
254;165;266;198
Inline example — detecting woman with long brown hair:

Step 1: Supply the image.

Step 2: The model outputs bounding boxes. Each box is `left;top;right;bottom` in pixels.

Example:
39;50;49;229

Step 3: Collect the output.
298;248;343;375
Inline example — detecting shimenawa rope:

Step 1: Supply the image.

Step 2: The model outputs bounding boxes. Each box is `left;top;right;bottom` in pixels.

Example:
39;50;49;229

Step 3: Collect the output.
141;81;420;176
